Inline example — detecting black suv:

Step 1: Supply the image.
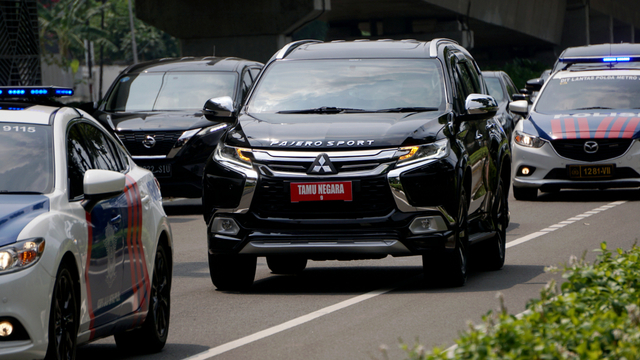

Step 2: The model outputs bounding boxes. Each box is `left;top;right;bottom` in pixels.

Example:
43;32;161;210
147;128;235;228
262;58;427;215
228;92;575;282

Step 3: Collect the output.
94;57;263;198
202;39;511;289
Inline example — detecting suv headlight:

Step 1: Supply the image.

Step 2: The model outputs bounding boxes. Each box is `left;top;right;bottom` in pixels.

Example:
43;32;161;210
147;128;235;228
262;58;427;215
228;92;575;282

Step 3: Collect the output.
514;130;546;148
395;138;450;167
0;238;45;274
214;142;253;168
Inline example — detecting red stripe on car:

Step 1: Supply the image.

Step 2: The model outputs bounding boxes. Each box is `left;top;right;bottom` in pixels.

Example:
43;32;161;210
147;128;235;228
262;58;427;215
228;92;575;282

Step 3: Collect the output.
124;178;140;313
564;118;576;139
608;117;628;138
577;118;589;139
551;119;563;139
595;116;615;138
84;212;96;340
622;117;640;138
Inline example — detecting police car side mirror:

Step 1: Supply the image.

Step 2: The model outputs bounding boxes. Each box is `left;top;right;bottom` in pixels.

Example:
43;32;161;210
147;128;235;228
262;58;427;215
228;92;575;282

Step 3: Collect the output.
525;78;544;92
463;94;498;121
508;100;529;116
203;96;236;122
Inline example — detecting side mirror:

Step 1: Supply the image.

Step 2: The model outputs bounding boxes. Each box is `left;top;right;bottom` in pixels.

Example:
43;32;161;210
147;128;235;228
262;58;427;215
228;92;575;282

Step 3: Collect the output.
508;100;529;116
512;93;528;101
82;169;126;212
203;96;235;121
525;78;544;92
464;94;498;120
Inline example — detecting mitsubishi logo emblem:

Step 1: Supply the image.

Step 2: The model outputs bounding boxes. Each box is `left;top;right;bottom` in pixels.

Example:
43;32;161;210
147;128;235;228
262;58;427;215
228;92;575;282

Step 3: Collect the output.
308;153;336;174
142;135;157;149
584;141;599;154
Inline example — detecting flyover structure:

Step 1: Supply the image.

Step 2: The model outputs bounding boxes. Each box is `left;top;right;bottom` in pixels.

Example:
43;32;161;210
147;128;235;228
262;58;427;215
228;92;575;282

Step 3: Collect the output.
135;0;640;64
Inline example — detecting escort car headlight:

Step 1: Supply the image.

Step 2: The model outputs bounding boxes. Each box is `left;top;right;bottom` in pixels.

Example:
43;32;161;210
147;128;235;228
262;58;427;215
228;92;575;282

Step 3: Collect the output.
0;238;45;274
514;130;546;148
395;138;450;167
214;142;253;168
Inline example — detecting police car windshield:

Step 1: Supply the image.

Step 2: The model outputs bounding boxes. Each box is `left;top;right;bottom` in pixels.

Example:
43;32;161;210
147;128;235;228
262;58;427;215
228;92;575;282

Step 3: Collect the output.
105;71;238;112
0;123;54;194
247;59;445;113
535;73;640;112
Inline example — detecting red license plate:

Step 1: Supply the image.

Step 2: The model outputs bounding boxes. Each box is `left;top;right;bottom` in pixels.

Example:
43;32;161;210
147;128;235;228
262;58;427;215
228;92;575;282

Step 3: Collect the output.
290;181;352;202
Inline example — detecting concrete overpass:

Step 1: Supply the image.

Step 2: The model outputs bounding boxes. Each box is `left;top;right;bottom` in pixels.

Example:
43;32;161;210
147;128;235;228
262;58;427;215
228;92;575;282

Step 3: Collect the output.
135;0;640;65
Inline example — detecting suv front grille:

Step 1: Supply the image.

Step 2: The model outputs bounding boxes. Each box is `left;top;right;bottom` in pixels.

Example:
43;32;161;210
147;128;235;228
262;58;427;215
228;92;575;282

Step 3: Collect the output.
551;139;633;162
251;176;395;219
116;131;183;156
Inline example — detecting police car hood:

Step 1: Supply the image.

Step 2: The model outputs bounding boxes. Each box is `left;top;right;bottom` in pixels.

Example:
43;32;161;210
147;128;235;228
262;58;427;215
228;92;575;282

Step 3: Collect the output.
0;195;49;247
233;111;448;149
528;110;640;140
101;111;218;131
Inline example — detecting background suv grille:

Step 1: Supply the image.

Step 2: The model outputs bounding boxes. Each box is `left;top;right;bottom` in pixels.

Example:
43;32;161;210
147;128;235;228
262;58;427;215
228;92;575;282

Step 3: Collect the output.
116;131;183;156
251;176;395;219
551;139;633;162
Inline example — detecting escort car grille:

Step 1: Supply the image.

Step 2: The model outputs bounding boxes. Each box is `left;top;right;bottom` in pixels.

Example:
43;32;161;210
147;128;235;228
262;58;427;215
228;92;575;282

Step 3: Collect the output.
251;176;395;219
550;139;633;162
263;161;380;174
116;131;183;156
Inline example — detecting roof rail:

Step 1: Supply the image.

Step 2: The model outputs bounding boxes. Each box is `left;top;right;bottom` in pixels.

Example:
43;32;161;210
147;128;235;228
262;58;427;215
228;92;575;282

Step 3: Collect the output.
271;39;323;61
428;38;459;57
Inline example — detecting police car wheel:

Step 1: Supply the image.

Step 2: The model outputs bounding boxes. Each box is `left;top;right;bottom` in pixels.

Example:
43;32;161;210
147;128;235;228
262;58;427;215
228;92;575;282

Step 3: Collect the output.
115;243;171;353
480;177;508;270
513;186;538;201
266;256;307;274
208;254;256;291
45;265;78;360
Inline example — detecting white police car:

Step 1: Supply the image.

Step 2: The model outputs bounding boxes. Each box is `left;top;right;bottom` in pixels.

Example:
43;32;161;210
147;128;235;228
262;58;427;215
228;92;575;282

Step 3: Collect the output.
509;44;640;200
0;87;173;359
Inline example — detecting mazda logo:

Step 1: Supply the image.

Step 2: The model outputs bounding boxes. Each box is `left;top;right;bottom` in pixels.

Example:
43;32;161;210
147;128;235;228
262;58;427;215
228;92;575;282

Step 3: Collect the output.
142;135;157;148
584;141;598;154
308;153;337;174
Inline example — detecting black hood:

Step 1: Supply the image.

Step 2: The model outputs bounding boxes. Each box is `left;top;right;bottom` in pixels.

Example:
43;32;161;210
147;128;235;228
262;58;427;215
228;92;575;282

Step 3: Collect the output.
97;111;219;131
229;111;449;149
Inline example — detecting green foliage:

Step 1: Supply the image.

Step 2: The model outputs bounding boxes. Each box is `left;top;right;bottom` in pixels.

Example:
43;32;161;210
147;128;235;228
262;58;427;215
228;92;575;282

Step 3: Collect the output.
402;242;640;360
485;58;549;90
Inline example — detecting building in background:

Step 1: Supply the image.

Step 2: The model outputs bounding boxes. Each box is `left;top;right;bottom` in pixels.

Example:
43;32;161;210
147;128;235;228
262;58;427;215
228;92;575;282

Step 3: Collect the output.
0;0;41;85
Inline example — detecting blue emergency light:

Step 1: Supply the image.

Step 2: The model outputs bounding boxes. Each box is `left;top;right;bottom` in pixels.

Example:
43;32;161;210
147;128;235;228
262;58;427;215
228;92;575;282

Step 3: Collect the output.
603;57;631;62
0;86;74;98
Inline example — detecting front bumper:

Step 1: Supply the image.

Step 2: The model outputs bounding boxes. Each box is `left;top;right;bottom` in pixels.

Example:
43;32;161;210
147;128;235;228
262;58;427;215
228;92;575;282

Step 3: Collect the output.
203;150;459;258
0;264;54;360
512;139;640;191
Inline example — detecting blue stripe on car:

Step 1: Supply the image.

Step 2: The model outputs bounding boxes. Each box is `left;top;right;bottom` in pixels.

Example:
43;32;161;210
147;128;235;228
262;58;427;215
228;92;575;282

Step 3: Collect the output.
0;195;50;247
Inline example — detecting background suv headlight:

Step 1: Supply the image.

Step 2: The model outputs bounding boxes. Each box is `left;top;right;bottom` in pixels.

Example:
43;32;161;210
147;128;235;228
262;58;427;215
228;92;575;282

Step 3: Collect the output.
214;142;253;168
0;238;45;274
395;138;450;167
514;130;546;148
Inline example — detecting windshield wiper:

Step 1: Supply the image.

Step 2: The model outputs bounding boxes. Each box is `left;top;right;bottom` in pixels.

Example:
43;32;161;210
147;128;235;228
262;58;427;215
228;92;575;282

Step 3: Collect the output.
277;107;368;114
0;190;43;195
375;107;439;113
573;106;613;110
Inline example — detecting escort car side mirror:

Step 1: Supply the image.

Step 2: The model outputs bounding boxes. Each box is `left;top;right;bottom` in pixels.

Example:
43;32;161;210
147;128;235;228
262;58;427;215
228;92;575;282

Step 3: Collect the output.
203;96;235;121
508;100;529;116
463;94;498;121
525;78;544;92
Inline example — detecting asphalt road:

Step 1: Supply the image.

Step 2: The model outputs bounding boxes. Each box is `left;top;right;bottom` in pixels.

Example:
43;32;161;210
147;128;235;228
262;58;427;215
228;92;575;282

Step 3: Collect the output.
77;188;640;360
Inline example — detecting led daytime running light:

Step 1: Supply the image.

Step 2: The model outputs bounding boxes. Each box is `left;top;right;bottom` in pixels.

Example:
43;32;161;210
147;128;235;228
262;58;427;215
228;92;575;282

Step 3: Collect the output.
399;146;418;161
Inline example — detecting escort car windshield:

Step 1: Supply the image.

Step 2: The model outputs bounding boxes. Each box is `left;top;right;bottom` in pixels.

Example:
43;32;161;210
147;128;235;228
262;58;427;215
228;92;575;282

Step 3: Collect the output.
0;123;54;194
105;71;237;112
247;59;445;113
535;72;640;112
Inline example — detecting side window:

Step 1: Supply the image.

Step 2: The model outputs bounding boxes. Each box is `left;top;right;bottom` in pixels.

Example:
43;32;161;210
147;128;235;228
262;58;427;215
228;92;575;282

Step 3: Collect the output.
241;70;253;102
81;123;125;172
505;77;518;99
456;62;478;97
449;55;466;113
67;124;93;200
250;67;261;82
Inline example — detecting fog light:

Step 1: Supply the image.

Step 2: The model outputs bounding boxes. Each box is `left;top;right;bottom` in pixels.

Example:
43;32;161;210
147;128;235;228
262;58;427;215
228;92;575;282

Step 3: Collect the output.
517;165;535;177
0;321;13;337
409;216;448;234
211;217;240;236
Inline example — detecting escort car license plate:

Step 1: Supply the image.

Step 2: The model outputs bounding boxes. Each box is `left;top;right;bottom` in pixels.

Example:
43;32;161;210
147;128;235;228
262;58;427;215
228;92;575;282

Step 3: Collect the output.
142;164;172;177
567;164;614;179
290;181;352;202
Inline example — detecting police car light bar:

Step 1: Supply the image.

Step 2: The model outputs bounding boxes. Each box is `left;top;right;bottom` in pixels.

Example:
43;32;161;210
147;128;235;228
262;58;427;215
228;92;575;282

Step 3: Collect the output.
0;86;74;98
559;56;640;63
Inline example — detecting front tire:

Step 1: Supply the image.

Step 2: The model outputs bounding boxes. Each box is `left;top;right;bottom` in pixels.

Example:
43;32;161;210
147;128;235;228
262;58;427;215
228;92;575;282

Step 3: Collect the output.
208;253;256;291
513;186;537;201
45;265;78;360
115;243;171;353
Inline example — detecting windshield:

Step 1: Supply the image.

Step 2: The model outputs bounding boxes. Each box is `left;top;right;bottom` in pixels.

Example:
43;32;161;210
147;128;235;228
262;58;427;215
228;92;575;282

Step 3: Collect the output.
247;59;445;113
0;123;54;194
105;71;237;111
535;73;640;112
484;77;505;102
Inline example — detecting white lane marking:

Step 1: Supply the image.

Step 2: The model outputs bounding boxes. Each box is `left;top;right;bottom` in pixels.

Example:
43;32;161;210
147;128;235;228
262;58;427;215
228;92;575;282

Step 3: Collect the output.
447;200;627;357
182;200;627;360
183;288;394;360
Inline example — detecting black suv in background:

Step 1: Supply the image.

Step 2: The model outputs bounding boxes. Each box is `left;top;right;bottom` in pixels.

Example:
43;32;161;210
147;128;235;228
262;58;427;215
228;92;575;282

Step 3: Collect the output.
94;57;263;198
203;39;511;290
